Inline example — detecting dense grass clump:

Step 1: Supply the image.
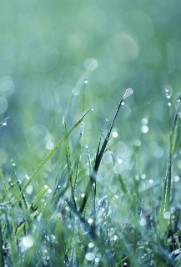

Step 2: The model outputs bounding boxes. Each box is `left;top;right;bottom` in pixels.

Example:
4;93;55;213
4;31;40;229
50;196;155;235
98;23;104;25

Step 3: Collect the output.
0;89;181;267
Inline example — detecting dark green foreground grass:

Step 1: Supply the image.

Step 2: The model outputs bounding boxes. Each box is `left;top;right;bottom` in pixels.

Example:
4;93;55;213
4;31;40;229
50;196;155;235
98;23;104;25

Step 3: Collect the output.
0;89;181;267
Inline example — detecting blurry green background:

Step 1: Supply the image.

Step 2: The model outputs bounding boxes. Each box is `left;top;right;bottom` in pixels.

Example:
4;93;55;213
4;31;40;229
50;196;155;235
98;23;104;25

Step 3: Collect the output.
0;0;181;179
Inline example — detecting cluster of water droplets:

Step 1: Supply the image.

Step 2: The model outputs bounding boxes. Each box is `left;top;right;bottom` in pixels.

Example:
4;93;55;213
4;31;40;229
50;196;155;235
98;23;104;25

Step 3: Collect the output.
141;117;149;134
165;88;172;107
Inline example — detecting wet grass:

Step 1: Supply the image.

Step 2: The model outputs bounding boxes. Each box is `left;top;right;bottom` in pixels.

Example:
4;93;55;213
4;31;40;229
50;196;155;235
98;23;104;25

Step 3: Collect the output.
0;89;181;266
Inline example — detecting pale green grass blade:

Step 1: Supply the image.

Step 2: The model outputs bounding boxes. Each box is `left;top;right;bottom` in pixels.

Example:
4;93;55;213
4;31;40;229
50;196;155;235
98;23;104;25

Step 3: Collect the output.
13;108;91;207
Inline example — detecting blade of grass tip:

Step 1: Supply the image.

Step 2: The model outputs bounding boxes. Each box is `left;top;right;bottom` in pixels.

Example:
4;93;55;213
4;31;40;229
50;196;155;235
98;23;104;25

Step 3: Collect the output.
80;88;134;213
63;120;76;208
160;94;181;230
12;108;92;207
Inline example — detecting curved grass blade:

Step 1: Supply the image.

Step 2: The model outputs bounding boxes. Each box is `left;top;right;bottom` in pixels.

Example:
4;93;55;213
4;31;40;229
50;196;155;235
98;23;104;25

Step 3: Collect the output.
12;108;92;207
159;95;181;232
80;88;134;213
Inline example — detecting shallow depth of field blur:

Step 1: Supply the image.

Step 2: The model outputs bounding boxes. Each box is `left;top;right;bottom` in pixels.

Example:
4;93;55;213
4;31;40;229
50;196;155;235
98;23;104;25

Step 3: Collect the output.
0;1;181;266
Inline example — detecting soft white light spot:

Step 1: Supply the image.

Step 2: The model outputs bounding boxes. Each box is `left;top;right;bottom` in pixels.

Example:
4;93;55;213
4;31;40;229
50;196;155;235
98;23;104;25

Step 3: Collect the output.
88;218;94;224
113;235;118;241
85;252;95;261
95;258;100;263
141;125;149;134
173;175;180;182
149;179;154;184
168;102;172;107
81;193;85;198
141;118;148;125
47;188;52;194
88;242;94;248
140;217;146;226
117;158;123;164
46;140;54;150
163;212;171;220
112;130;119;138
134;139;141;147
141;174;146;179
21;235;34;249
26;185;33;194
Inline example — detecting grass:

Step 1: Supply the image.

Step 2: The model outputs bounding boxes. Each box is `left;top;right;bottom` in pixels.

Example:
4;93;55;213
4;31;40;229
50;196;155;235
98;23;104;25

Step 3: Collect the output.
0;88;181;267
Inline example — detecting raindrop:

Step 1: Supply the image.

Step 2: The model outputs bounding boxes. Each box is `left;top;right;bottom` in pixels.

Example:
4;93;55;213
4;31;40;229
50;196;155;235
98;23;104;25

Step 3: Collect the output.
81;193;85;198
134;139;141;147
85;252;95;261
141;125;149;134
112;130;119;138
113;235;118;241
88;218;94;224
91;107;94;111
140;217;146;226
141;174;146;179
121;101;125;106
21;235;34;249
84;79;88;84
88;242;94;248
26;185;33;194
47;188;52;194
2;121;7;126
123;88;134;100
95;258;100;263
117;158;123;164
141;118;148;125
173;175;180;182
168;102;171;107
163;212;171;220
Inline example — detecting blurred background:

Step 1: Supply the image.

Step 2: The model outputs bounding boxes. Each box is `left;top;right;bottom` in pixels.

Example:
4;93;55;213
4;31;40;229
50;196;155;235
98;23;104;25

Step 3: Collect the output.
0;0;181;185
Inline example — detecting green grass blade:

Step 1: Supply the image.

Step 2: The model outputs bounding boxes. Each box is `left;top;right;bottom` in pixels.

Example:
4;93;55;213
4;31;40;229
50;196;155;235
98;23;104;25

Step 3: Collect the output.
80;88;134;213
12;108;91;207
159;95;181;232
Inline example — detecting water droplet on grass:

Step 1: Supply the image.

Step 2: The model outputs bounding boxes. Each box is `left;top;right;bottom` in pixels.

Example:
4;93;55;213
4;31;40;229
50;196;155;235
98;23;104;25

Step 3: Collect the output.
141;118;148;125
88;218;94;224
168;102;171;107
26;185;33;194
123;88;134;100
84;79;88;84
112;130;119;138
21;235;34;249
134;139;141;147
141;125;149;133
81;193;85;198
163;212;171;220
85;252;95;261
2;121;7;126
88;242;94;248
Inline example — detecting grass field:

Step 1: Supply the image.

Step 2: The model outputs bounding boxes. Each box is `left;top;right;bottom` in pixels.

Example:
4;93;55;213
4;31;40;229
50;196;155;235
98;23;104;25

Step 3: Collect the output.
0;1;181;266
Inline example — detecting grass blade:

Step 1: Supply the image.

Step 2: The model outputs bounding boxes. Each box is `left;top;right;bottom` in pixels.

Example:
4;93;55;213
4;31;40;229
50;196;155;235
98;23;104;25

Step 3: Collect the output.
80;88;134;213
12;108;92;207
159;95;181;232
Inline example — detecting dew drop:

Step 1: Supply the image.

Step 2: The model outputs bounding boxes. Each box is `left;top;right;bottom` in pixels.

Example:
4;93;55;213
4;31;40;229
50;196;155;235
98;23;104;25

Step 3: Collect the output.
2;121;7;126
88;218;94;224
168;102;171;107
26;185;33;194
163;212;171;220
121;101;125;106
173;175;180;182
47;188;52;194
134;139;141;147
95;257;100;263
141;174;146;179
141;125;149;134
88;242;94;248
81;193;85;198
140;217;146;226
141;118;148;125
85;252;95;261
149;179;154;184
123;88;134;100
112;130;119;138
21;235;34;249
84;79;88;84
